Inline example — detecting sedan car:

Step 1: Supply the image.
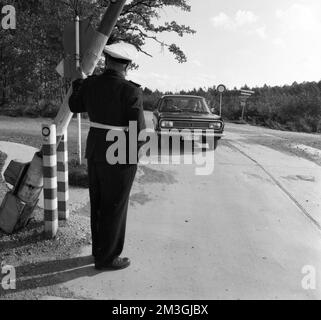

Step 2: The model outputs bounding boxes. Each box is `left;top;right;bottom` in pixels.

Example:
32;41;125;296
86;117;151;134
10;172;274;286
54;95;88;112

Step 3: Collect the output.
153;95;224;150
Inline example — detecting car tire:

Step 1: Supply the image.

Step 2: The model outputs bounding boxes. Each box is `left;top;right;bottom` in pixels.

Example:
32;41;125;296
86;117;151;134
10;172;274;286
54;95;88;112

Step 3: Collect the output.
208;138;219;150
157;133;162;149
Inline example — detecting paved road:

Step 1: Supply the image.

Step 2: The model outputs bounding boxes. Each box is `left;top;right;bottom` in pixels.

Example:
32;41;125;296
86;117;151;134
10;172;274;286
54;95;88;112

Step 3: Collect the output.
57;114;321;299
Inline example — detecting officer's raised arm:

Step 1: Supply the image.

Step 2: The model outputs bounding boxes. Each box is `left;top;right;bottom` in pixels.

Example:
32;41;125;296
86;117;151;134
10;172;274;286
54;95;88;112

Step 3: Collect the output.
68;78;88;113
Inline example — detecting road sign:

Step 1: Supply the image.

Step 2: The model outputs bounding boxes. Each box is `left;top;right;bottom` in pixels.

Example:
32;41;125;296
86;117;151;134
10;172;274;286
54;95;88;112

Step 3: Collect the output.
240;95;248;102
57;18;96;79
217;84;226;93
239;89;254;121
217;84;226;117
240;89;254;96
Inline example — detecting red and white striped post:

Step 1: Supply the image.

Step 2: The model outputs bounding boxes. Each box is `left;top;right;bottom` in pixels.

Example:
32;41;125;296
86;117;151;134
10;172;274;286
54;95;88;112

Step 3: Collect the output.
42;124;58;238
57;132;69;220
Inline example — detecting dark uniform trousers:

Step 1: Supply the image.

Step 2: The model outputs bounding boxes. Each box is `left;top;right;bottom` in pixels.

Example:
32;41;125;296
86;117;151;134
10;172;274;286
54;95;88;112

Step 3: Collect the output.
88;161;137;261
69;69;146;264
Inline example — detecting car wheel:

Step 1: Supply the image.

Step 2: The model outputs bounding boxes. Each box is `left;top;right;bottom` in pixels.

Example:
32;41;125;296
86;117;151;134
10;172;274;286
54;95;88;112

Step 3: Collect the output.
208;138;219;150
157;133;162;149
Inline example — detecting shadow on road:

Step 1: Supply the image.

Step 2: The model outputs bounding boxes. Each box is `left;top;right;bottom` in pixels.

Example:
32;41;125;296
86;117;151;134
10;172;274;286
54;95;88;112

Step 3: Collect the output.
0;255;101;297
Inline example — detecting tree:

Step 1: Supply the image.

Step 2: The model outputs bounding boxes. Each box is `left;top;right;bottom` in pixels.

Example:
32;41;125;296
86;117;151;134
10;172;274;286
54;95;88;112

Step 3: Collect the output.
114;0;196;63
0;0;196;107
70;0;196;63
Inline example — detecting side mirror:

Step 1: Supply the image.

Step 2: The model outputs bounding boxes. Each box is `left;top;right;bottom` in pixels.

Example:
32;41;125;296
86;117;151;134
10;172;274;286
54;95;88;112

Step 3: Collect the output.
210;108;215;114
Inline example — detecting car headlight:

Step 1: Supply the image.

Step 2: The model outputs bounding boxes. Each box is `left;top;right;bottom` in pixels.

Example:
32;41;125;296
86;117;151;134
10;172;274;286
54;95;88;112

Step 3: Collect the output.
160;121;174;128
209;122;222;130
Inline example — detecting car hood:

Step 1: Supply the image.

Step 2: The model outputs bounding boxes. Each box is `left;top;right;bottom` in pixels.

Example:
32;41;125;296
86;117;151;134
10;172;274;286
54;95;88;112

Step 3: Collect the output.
159;112;222;121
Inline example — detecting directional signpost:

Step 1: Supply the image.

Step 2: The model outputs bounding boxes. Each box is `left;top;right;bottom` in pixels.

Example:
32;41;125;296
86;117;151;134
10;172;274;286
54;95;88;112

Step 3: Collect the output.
59;17;97;165
217;84;226;117
240;89;255;120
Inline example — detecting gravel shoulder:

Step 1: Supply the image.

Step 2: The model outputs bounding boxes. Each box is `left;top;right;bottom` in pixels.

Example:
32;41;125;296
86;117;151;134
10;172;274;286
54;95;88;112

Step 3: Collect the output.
0;127;92;299
225;123;321;166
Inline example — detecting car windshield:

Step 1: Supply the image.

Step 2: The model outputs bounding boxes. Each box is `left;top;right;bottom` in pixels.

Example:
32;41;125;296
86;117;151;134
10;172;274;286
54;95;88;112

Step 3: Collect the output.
159;97;209;114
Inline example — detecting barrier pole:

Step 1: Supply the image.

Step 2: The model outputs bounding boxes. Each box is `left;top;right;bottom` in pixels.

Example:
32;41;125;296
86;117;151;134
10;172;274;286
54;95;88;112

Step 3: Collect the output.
57;132;69;220
42;124;58;238
75;15;82;165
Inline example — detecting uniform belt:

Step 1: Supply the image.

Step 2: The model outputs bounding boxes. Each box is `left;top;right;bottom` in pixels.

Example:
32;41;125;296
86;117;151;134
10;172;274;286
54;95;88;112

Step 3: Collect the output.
90;122;129;132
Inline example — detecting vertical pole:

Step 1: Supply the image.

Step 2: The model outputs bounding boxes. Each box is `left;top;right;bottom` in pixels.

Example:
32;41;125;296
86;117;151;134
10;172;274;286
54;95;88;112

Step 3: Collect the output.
219;93;222;117
77;115;82;165
241;101;246;120
75;15;82;165
57;132;69;220
54;0;127;139
42;124;58;239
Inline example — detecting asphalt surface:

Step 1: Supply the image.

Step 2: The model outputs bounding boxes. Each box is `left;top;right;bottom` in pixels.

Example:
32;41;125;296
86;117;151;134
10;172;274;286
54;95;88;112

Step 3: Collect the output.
58;113;321;300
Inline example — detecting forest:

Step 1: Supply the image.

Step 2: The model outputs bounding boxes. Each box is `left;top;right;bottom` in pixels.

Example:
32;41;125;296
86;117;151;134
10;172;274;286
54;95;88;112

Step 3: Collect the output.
0;0;194;116
143;81;321;133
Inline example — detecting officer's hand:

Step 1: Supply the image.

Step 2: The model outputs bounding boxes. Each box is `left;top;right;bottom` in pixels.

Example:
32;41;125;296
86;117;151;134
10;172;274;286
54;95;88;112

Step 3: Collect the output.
75;67;87;80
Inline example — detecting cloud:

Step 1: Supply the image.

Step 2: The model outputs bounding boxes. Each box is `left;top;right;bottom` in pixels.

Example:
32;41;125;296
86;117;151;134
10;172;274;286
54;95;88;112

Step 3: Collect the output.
191;59;202;67
211;10;266;38
274;3;321;49
211;10;258;30
272;37;286;48
272;3;321;81
211;12;231;28
255;26;266;38
235;10;259;26
276;4;320;32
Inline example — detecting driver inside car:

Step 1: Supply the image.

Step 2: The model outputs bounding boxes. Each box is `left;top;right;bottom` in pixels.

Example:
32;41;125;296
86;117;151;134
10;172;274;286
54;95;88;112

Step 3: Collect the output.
163;99;174;112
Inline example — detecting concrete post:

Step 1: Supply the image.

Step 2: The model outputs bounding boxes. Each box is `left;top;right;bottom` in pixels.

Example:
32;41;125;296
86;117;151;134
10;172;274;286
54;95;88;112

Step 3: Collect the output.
42;124;58;238
57;132;69;220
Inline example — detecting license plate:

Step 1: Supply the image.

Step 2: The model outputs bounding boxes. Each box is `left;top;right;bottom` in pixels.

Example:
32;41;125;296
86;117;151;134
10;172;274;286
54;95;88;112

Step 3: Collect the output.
184;134;200;141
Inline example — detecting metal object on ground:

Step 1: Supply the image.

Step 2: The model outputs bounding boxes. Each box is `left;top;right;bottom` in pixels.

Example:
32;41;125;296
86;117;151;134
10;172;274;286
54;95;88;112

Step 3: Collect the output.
0;160;39;234
0;192;24;234
16;153;43;204
0;192;37;234
3;160;29;190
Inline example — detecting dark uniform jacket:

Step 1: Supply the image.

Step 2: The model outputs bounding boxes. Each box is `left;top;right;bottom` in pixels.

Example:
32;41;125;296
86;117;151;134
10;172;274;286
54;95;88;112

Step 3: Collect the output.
69;69;146;163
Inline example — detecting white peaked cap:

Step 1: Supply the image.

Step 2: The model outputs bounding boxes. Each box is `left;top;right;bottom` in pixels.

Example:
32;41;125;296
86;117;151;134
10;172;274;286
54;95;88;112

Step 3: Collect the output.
103;42;138;62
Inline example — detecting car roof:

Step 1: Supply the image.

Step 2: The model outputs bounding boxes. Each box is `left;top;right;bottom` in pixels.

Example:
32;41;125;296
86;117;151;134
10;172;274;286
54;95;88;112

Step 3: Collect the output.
161;95;204;99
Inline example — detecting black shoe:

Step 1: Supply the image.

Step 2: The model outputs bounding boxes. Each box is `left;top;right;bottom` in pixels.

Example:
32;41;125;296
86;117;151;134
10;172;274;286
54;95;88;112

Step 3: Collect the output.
95;257;131;271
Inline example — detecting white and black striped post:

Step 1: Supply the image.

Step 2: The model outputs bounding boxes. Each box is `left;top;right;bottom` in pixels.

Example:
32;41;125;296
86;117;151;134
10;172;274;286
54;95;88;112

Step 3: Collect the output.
42;124;58;238
57;132;69;220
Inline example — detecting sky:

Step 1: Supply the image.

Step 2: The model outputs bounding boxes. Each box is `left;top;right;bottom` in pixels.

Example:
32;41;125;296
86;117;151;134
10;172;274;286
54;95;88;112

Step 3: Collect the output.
128;0;321;92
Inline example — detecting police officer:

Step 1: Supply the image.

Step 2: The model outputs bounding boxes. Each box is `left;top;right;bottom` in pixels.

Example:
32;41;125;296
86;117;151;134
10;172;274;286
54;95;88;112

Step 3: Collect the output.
69;42;146;270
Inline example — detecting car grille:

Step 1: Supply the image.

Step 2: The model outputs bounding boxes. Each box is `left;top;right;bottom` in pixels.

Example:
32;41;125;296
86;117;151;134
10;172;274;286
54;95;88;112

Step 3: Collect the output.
172;121;210;129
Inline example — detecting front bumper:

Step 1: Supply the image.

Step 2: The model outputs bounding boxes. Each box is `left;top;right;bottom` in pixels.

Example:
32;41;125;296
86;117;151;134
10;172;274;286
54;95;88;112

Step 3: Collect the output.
157;129;224;139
